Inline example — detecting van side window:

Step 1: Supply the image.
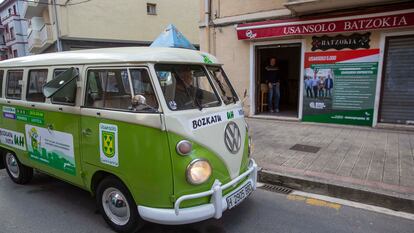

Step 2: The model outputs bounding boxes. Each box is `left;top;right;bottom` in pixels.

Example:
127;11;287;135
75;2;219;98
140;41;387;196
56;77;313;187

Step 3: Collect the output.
130;69;158;110
86;69;130;110
6;70;23;99
51;68;77;105
0;70;4;98
27;69;48;102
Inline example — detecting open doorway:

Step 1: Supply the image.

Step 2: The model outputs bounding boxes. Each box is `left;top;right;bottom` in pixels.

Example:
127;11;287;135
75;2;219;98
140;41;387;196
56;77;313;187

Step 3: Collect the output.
255;43;301;118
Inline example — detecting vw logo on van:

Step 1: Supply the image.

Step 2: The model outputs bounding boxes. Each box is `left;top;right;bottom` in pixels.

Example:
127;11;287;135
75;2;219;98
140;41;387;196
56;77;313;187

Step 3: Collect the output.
224;122;241;154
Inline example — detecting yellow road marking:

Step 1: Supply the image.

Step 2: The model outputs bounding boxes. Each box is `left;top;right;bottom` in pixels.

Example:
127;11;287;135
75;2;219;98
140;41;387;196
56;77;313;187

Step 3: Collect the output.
287;194;341;210
287;194;306;201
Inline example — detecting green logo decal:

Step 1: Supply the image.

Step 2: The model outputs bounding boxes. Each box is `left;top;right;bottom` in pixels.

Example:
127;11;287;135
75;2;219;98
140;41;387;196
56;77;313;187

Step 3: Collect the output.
99;123;119;167
202;54;213;64
102;131;115;158
227;111;234;120
29;127;40;152
14;135;25;148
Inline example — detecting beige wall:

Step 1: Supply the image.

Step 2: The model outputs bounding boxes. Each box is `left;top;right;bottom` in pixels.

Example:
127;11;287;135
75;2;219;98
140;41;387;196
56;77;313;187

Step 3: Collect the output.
54;0;199;43
199;0;286;21
200;25;251;112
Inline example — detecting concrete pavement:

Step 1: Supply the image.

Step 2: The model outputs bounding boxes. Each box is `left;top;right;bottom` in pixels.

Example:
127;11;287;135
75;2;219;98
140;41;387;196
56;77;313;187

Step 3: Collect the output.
248;118;414;212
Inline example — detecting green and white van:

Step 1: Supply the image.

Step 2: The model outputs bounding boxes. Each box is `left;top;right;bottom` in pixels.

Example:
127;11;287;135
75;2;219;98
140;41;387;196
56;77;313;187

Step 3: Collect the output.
0;47;257;232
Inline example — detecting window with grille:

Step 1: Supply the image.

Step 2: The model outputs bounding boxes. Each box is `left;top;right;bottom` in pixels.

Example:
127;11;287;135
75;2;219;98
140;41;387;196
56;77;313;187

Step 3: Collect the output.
147;3;156;15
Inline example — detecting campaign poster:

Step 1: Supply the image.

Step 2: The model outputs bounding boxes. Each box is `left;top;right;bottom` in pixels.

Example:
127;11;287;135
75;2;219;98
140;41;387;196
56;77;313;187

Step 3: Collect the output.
0;128;26;151
25;125;76;175
302;49;379;126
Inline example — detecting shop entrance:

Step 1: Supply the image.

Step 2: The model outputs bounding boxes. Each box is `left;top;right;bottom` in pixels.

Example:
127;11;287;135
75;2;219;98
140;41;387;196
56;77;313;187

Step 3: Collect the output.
379;35;414;125
255;43;301;117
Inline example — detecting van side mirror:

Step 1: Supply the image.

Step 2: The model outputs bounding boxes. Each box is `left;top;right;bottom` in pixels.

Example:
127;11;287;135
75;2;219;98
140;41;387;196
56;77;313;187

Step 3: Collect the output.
131;95;146;106
43;67;78;98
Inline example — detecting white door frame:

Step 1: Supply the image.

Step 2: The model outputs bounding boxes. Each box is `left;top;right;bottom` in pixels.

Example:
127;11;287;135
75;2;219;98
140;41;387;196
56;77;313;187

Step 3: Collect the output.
372;30;414;127
249;39;306;119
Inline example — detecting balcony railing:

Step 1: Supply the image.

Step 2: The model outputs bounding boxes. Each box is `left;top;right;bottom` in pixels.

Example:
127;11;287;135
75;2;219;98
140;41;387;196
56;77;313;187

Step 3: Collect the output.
5;35;16;43
0;43;7;51
27;23;53;53
1;13;19;23
22;0;48;18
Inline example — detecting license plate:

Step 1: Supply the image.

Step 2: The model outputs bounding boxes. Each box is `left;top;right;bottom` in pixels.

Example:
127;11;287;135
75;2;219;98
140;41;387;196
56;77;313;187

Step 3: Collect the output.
226;182;253;209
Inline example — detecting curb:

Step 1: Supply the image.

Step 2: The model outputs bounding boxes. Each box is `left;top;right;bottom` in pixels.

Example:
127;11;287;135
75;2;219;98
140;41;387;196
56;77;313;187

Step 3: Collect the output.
259;169;414;214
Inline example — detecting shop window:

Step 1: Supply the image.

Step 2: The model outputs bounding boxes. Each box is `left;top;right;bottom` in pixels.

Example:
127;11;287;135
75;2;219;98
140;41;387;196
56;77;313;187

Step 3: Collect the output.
6;70;23;99
27;69;48;102
147;3;156;15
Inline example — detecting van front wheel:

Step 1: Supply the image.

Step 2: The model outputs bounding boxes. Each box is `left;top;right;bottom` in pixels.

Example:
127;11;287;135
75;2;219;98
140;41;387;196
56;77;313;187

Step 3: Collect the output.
96;177;143;233
3;151;33;184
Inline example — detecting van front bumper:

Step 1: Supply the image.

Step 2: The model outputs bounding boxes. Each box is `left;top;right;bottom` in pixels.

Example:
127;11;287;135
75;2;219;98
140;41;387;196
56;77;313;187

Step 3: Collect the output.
137;159;258;225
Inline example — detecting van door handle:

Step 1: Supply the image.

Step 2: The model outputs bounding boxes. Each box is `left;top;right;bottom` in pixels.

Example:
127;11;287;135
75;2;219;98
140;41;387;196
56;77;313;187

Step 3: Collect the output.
47;124;54;133
82;128;92;136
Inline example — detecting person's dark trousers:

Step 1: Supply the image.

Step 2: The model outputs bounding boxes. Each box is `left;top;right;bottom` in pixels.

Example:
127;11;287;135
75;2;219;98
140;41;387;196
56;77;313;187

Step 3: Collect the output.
268;83;280;111
306;87;313;98
313;86;318;99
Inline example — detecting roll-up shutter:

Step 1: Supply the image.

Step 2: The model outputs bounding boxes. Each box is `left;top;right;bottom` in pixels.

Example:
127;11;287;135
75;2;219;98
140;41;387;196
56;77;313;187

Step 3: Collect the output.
379;36;414;125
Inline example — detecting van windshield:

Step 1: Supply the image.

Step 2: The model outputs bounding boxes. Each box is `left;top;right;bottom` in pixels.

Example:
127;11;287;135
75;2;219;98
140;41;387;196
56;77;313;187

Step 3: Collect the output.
207;66;239;105
155;64;221;111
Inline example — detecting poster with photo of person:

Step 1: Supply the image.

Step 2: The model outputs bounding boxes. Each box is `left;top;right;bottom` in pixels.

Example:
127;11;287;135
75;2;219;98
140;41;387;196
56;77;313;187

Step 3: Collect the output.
302;49;379;126
303;68;335;116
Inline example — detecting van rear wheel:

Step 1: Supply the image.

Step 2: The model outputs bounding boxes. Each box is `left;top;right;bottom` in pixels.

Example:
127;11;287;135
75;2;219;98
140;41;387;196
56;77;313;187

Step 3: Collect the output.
96;177;143;233
3;151;33;184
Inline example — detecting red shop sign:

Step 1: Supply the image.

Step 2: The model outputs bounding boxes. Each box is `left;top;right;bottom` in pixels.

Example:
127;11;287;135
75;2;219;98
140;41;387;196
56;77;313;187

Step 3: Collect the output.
237;9;414;40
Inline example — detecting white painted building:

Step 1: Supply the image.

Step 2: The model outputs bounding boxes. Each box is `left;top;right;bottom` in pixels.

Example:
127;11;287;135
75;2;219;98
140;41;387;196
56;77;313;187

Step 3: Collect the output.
0;0;29;60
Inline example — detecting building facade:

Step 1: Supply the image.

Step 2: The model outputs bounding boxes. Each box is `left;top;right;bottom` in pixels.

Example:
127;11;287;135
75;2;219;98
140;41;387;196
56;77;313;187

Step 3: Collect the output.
0;0;29;60
199;0;414;127
23;0;199;53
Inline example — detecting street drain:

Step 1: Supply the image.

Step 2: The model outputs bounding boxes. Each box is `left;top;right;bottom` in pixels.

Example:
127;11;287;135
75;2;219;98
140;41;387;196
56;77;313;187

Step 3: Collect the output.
290;144;320;153
259;184;293;194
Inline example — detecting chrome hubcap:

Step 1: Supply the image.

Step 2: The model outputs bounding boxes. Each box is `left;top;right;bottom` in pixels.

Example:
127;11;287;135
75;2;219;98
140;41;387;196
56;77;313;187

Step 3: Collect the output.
102;188;130;226
5;153;19;178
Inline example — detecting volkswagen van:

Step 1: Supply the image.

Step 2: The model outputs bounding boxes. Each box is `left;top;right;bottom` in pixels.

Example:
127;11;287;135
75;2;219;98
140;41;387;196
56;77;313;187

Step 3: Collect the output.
0;47;257;233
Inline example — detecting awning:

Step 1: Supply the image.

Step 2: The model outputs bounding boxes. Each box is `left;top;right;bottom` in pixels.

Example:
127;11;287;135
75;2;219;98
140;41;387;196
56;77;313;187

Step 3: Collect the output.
236;8;414;40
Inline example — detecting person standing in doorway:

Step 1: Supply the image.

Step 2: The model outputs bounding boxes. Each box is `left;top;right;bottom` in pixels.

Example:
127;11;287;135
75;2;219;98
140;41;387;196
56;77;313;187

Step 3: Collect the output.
265;58;281;113
324;74;334;98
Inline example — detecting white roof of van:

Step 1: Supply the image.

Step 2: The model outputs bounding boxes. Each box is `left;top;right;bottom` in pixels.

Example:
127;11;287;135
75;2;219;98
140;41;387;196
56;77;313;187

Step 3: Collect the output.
0;47;220;68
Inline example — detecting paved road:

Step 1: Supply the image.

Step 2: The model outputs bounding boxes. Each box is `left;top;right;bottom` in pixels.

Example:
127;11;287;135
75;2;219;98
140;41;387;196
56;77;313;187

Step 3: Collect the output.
0;170;413;233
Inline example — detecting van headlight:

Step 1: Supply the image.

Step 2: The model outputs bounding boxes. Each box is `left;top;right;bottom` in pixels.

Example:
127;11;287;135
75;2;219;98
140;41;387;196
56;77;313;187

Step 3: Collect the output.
186;159;212;185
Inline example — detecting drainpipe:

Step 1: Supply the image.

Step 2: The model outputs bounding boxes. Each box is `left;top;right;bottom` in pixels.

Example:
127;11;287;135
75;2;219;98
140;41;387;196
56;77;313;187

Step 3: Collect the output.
52;0;62;52
204;0;210;53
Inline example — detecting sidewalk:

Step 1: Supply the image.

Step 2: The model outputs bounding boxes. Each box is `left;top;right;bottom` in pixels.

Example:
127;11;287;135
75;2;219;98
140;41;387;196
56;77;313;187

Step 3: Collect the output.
248;118;414;211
